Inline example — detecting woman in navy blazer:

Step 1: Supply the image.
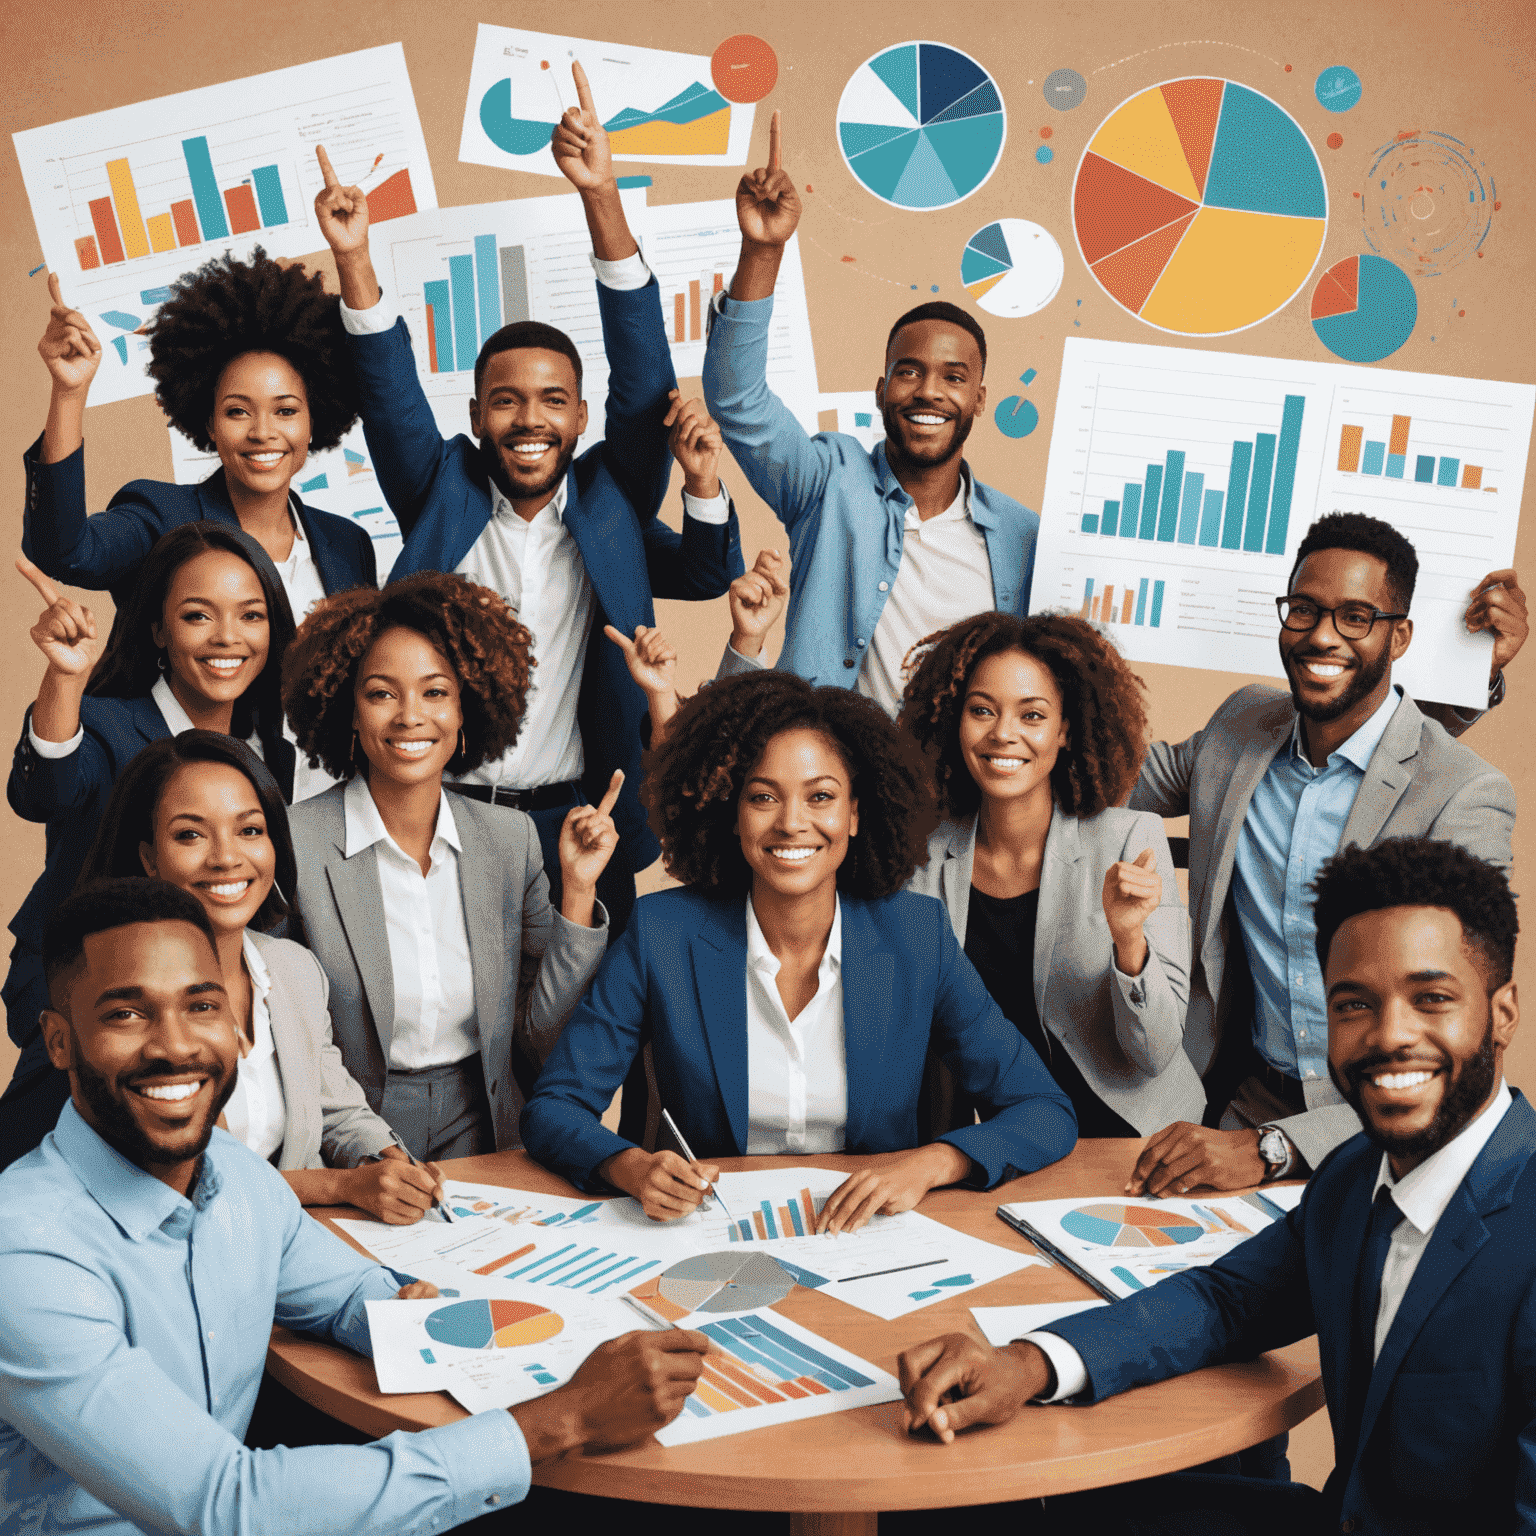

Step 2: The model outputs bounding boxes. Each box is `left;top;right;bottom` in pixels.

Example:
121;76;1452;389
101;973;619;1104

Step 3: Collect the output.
1;523;295;1169
521;670;1076;1226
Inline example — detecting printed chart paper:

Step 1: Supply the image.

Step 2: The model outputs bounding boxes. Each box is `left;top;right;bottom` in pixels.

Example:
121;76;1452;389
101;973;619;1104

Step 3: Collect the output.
970;1300;1107;1347
817;391;885;454
458;25;757;177
1032;338;1533;709
14;44;437;407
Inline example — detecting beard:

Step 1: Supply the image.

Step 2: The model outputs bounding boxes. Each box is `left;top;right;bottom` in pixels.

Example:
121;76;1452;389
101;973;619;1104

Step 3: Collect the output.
880;399;977;471
482;436;577;505
1285;636;1392;723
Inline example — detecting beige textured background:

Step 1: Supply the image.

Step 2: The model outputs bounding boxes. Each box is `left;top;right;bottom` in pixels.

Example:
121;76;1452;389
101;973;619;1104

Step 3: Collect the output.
3;0;1532;1490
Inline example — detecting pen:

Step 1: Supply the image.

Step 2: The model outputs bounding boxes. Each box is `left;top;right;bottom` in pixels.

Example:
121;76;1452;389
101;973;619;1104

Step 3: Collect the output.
620;1291;679;1331
387;1130;454;1223
660;1108;737;1225
837;1258;948;1283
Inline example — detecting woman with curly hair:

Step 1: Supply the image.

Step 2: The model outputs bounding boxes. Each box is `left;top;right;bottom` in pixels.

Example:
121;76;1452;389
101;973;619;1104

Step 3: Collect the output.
282;570;618;1160
901;611;1203;1138
521;667;1076;1229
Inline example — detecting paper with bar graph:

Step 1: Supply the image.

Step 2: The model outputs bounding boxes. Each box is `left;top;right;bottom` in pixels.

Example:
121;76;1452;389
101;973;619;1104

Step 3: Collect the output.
13;44;437;408
1032;338;1532;708
458;25;757;177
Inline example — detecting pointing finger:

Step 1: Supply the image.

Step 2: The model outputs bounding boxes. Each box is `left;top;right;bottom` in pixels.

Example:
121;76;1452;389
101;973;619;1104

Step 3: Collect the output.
596;768;624;816
316;144;342;188
46;272;63;308
768;109;782;172
603;622;638;657
1132;847;1157;870
16;554;61;608
572;60;598;119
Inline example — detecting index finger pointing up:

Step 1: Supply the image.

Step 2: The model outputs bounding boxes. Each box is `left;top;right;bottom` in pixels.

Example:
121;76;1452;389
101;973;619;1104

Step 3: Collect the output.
768;109;782;171
316;144;341;188
46;272;64;309
16;553;61;608
596;768;624;816
572;61;597;118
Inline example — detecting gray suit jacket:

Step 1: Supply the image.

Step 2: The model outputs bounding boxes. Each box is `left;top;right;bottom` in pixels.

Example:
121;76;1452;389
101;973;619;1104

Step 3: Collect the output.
1130;683;1516;1168
288;783;608;1152
909;806;1204;1135
246;929;397;1171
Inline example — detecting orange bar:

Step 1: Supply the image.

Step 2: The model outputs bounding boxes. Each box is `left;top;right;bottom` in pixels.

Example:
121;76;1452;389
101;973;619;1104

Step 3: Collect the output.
692;1380;740;1414
224;183;260;236
1102;585;1115;621
1079;596;1092;619
1462;465;1483;489
752;1210;767;1239
1389;414;1411;456
473;1243;534;1275
171;198;200;246
689;279;701;341
425;306;439;374
800;1189;816;1231
713;270;724;294
778;1204;794;1235
1211;1208;1251;1234
707;1354;785;1404
768;1374;810;1400
699;1362;758;1408
74;235;100;271
1121;589;1135;624
796;1375;831;1396
673;291;685;343
1338;424;1364;473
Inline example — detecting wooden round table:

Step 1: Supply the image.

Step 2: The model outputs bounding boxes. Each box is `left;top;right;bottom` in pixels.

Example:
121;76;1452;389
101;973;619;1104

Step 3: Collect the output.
269;1140;1321;1536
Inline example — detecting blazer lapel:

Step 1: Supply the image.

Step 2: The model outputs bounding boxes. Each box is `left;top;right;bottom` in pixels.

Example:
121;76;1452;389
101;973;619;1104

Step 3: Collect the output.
294;499;345;597
1340;692;1419;850
1033;807;1078;1027
939;819;977;943
455;822;506;1073
561;468;647;635
126;694;170;745
841;900;893;1152
324;841;397;1061
1321;1165;1377;1426
259;949;322;1169
690;907;751;1155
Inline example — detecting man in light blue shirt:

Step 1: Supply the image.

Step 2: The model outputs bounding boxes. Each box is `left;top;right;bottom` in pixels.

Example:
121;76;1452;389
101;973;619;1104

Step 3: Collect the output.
0;877;710;1536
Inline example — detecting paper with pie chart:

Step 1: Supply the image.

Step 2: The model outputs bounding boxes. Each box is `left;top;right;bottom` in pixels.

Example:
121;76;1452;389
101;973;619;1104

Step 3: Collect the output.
961;220;1063;317
1073;77;1326;334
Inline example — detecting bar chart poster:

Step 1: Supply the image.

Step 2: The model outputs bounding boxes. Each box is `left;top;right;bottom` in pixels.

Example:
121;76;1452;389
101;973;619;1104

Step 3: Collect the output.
459;25;757;177
13;45;438;407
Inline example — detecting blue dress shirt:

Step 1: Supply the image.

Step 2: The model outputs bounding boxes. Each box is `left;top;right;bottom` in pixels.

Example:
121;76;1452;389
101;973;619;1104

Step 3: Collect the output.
1232;686;1402;1081
0;1102;530;1535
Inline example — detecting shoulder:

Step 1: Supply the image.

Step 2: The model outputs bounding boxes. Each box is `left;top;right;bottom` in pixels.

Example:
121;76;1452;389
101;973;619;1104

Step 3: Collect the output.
247;930;324;989
1399;697;1514;794
300;501;371;549
0;1150;97;1258
857;888;950;943
631;885;737;942
443;794;535;856
1073;804;1166;854
78;694;161;752
288;781;348;839
1203;683;1293;736
107;477;193;514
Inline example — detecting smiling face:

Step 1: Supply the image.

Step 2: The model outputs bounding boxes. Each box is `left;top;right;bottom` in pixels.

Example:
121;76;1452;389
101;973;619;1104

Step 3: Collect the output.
139;761;276;939
735;727;859;903
352;625;465;791
208;350;310;497
876;320;986;473
469;347;588;509
958;648;1067;806
1326;905;1517;1175
150;550;271;717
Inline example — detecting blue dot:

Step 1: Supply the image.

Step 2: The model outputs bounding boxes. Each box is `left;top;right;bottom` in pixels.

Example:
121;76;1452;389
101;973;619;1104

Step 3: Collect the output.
1035;145;1054;164
1315;65;1362;113
994;396;1039;438
911;284;918;290
930;285;939;293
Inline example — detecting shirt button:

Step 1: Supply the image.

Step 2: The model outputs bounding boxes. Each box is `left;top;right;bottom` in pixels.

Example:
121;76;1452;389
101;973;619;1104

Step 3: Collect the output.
856;638;865;648
1306;1070;1318;1079
844;659;855;668
207;1332;215;1340
486;1495;502;1506
1298;1030;1307;1039
878;581;889;592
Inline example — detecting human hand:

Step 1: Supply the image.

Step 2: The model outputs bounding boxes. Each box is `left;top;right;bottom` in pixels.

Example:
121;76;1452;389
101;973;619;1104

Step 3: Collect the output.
557;770;623;913
1126;1122;1266;1197
1465;569;1528;680
395;1279;441;1300
550;62;614;193
604;624;677;700
899;1334;1051;1442
1102;846;1160;975
728;549;789;658
313;145;369;256
734;111;800;247
37;274;101;395
602;1147;720;1221
346;1145;447;1224
817;1143;971;1234
19;554;96;679
663;390;724;497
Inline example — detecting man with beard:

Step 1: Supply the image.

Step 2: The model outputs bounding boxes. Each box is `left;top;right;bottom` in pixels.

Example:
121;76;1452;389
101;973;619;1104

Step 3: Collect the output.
895;837;1531;1536
703;116;1037;713
0;878;713;1534
315;64;742;942
1122;513;1515;1196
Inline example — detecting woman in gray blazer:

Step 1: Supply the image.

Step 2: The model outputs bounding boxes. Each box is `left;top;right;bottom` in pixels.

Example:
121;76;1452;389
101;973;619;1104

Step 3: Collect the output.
80;731;445;1222
901;612;1204;1137
281;572;616;1161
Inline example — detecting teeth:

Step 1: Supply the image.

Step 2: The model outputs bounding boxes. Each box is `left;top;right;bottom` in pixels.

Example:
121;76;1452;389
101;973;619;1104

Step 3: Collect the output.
985;757;1025;769
512;443;552;456
1304;662;1346;678
1373;1070;1434;1090
203;658;243;672
204;881;250;897
140;1082;201;1101
392;740;432;755
769;847;816;862
245;452;283;465
908;414;946;425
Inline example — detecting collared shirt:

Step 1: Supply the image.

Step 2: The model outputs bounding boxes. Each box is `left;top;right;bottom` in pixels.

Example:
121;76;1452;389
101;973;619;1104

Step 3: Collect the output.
220;929;288;1162
0;1102;530;1534
1233;686;1404;1081
343;775;478;1070
275;503;338;803
744;895;848;1153
857;467;993;716
26;675;270;762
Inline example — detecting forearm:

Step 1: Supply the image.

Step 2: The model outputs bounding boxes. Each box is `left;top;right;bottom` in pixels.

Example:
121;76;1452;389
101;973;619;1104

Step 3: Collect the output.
560;882;597;929
31;670;87;743
282;1166;353;1208
644;687;680;747
596;1146;651;1198
729;240;784;301
582;184;639;262
333;248;382;314
1110;926;1150;977
41;385;87;465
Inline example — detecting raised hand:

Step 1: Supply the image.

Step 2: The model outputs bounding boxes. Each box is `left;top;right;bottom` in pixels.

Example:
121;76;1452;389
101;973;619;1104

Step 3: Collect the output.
20;554;96;679
1101;846;1160;976
558;770;623;918
604;623;677;700
734;111;800;248
313;145;369;255
728;548;790;658
1465;568;1529;680
663;389;723;496
38;273;101;395
551;61;614;192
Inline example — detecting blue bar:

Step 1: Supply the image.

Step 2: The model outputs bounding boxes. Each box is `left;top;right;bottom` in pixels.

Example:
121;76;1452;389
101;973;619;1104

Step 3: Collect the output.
1120;483;1142;539
704;1322;844;1391
1113;1265;1148;1291
1415;455;1436;483
1157;451;1185;541
725;1314;876;1389
1361;440;1386;476
1243;433;1276;552
1438;456;1460;486
760;1201;778;1239
558;1253;618;1287
181;136;229;240
1101;499;1119;536
1222;441;1253;550
1199;489;1224;547
474;234;501;346
449;254;477;371
1151;581;1165;627
1081;513;1100;534
684;1397;709;1417
787;1200;805;1236
541;1213;566;1226
505;1242;572;1280
139;286;174;304
590;1258;659;1292
424;280;453;373
1140;466;1163;538
1177;471;1205;544
1386;453;1407;479
251;165;287;226
738;1219;752;1241
570;1253;637;1286
1265;396;1306;556
1134;578;1149;625
523;1246;598;1283
567;1203;600;1222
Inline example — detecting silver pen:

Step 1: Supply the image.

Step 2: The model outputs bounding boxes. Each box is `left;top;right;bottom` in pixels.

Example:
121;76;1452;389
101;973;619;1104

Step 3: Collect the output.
387;1129;454;1223
660;1108;737;1225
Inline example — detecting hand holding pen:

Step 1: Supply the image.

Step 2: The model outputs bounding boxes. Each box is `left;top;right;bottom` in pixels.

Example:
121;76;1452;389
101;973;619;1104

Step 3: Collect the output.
594;1109;730;1224
380;1131;454;1223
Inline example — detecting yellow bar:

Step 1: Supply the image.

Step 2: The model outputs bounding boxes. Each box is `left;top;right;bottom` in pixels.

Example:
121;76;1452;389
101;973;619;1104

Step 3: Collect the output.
106;158;150;259
1080;596;1093;619
1389;415;1411;457
146;213;176;253
1337;424;1364;473
1462;465;1483;489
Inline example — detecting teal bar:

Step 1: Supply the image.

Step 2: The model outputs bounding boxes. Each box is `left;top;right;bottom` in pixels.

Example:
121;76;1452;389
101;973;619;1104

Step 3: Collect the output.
1415;455;1436;483
474;234;501;346
1199;489;1224;546
787;1200;805;1236
1265;395;1306;556
1150;581;1165;627
181;136;228;240
1134;578;1149;625
1437;456;1460;486
1243;433;1276;552
1100;499;1118;536
1082;513;1100;534
1177;471;1204;544
1120;483;1142;539
251;165;288;226
1223;441;1253;549
760;1201;778;1239
449;254;477;371
1157;451;1185;541
424;280;453;372
1386;453;1407;478
1140;465;1164;538
1361;440;1386;476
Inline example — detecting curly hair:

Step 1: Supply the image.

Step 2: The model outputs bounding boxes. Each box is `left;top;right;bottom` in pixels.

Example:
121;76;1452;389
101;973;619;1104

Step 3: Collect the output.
1313;838;1518;988
898;611;1148;821
282;571;534;781
145;248;359;453
1291;511;1418;613
642;671;933;899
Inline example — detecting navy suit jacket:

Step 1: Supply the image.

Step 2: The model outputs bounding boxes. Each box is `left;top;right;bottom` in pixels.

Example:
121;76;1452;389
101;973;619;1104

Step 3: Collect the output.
351;279;744;873
521;886;1077;1192
21;436;378;612
1049;1092;1536;1535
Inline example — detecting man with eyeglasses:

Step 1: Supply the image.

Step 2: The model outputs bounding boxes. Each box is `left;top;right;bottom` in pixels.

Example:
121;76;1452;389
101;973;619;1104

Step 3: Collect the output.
1124;512;1519;1201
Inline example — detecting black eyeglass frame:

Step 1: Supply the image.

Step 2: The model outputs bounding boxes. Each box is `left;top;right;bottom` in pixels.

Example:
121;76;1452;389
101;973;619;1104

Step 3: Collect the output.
1273;596;1408;639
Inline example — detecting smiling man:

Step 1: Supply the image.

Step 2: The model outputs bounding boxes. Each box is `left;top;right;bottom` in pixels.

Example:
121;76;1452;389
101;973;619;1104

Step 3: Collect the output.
704;115;1038;711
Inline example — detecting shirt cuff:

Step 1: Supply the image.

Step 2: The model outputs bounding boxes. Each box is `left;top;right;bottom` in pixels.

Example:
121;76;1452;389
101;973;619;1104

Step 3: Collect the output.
681;485;731;525
28;720;83;758
590;250;652;291
1020;1331;1090;1402
419;1408;533;1524
339;288;399;335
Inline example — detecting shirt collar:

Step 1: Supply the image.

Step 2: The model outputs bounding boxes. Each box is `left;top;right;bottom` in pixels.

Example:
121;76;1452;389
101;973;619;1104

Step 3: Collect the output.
152;675;196;736
240;929;272;1003
489;473;568;525
343;773;463;861
1287;683;1402;771
1372;1078;1514;1235
745;894;843;981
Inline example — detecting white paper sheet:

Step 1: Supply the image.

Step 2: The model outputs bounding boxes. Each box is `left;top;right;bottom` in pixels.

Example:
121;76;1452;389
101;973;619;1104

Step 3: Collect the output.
817;391;885;453
969;1300;1108;1346
1256;1182;1307;1213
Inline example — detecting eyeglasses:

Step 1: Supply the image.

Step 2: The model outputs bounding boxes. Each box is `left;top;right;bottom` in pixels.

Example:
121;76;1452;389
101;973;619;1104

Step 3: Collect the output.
1274;597;1407;639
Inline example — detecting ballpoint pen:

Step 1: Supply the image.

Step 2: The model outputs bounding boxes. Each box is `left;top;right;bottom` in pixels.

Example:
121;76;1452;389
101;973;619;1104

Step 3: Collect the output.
387;1129;454;1223
660;1108;737;1226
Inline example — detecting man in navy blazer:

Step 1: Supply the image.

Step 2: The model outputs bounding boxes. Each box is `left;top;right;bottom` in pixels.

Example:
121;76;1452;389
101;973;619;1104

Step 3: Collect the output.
899;837;1533;1536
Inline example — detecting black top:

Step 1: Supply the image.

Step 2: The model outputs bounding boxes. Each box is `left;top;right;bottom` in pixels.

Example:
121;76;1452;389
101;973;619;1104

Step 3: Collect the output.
964;884;1138;1139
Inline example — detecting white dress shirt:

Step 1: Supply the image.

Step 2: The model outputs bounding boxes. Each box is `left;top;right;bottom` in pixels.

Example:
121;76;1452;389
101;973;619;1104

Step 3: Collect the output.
27;676;268;761
1026;1079;1517;1401
220;930;288;1161
744;895;848;1154
273;503;338;803
858;470;994;716
342;775;478;1071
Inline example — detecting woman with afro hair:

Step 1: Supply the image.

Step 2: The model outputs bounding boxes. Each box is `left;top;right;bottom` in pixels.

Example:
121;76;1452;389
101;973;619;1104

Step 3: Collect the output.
521;666;1076;1228
281;571;618;1161
901;611;1204;1138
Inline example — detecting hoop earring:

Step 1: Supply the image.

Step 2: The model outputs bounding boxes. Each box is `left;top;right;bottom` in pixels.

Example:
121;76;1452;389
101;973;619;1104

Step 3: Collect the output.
157;650;170;676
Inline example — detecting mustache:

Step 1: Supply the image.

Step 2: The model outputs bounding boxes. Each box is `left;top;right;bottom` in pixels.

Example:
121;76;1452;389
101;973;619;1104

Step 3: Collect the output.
123;1058;227;1090
1340;1049;1445;1091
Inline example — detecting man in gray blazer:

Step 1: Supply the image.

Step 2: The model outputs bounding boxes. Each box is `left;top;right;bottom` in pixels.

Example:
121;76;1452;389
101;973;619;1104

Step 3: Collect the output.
1127;512;1519;1194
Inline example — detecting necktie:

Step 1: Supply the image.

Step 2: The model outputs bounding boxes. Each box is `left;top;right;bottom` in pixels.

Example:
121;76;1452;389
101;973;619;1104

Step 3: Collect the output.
1344;1183;1406;1459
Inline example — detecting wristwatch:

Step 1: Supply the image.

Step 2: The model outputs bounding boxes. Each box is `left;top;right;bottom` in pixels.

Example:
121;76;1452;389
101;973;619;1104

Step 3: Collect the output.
1257;1125;1294;1182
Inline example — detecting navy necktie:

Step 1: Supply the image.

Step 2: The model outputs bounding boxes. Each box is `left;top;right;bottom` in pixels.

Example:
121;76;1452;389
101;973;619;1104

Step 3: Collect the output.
1345;1183;1405;1457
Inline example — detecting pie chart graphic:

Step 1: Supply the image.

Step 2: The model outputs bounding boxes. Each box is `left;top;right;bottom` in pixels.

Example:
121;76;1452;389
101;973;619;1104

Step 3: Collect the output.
654;1250;796;1314
961;220;1064;317
1073;77;1327;335
1060;1203;1205;1248
1310;254;1417;363
837;42;1006;210
424;1298;563;1350
478;79;558;157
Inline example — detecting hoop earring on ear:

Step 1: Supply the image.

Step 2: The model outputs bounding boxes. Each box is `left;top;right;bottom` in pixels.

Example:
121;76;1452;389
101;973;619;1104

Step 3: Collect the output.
157;650;170;676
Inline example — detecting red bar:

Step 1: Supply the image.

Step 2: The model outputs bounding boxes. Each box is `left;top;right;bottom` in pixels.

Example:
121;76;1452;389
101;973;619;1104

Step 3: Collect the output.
223;184;260;235
688;279;701;341
170;198;201;247
89;196;125;265
708;1354;785;1404
752;1210;767;1239
673;291;685;343
75;236;101;271
796;1375;831;1396
425;305;439;374
699;1362;759;1408
472;1244;534;1276
365;167;417;224
712;270;724;294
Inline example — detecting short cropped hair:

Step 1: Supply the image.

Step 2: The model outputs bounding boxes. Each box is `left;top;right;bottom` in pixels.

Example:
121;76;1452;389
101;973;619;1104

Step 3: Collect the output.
886;301;988;374
1312;838;1518;989
1290;511;1419;614
642;671;933;899
899;612;1149;821
44;878;217;1010
474;321;584;397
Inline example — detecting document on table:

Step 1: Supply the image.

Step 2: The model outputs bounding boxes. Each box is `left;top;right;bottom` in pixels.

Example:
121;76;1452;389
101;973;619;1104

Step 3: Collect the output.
970;1300;1108;1347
